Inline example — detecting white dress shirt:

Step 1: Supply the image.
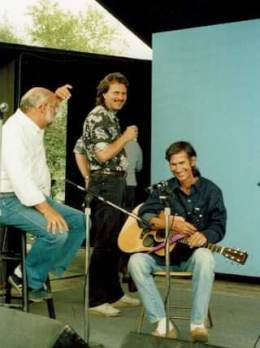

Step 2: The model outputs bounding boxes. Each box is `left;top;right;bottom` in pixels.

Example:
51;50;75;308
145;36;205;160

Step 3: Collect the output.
0;109;51;206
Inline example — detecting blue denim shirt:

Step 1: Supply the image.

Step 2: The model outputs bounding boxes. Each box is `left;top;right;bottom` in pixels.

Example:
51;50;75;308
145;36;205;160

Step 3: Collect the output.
139;176;227;264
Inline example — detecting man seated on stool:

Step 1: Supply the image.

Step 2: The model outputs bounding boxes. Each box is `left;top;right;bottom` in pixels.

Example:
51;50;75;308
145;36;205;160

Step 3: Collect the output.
128;141;226;342
0;85;86;302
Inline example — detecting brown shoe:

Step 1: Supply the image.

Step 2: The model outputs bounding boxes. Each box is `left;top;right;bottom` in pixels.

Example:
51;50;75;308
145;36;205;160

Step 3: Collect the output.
151;326;177;339
190;327;208;342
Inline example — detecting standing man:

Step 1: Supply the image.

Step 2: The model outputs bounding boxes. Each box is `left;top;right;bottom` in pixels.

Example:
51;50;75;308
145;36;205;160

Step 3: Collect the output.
74;72;140;317
128;141;226;342
0;85;86;302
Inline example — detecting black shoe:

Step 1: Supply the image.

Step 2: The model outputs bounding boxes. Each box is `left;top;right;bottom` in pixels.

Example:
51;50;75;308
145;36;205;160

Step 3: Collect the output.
28;288;52;303
8;274;23;294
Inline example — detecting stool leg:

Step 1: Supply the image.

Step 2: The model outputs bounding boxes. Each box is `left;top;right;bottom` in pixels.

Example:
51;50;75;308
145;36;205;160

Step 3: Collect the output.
20;232;56;318
46;277;56;319
5;274;12;304
2;226;10;304
3;227;15;305
21;233;29;312
207;309;213;328
137;307;145;333
1;227;56;318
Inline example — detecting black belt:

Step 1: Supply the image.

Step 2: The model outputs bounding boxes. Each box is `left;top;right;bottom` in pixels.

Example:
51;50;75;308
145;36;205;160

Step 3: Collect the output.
91;170;126;177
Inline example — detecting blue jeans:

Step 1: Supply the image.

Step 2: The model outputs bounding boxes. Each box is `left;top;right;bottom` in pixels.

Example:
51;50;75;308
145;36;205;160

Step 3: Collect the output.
0;194;85;289
128;248;215;325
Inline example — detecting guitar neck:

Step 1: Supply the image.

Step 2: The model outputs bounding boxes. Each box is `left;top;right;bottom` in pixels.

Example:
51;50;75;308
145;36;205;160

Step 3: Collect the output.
206;242;248;265
180;239;224;255
207;243;224;255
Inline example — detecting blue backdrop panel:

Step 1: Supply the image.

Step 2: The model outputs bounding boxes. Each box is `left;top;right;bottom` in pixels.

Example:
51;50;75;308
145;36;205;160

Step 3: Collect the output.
152;19;260;276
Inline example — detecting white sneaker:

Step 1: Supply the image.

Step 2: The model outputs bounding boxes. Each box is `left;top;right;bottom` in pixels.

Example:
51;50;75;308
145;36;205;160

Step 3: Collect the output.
88;303;121;317
112;294;140;308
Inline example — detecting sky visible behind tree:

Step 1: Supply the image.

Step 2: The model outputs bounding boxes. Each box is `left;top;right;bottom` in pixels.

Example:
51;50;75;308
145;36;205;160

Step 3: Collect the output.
0;0;152;59
0;0;152;202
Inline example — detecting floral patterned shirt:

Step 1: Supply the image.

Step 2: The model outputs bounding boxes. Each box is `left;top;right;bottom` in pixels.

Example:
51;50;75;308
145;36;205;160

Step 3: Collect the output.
74;105;128;172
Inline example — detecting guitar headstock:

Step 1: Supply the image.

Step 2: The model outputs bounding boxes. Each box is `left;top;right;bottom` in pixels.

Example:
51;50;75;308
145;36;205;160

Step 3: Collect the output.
222;247;248;265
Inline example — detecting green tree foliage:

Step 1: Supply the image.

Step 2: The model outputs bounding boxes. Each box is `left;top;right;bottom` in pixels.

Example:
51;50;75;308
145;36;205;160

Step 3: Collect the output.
26;0;129;202
44;101;68;201
0;16;21;44
1;0;130;202
27;0;128;55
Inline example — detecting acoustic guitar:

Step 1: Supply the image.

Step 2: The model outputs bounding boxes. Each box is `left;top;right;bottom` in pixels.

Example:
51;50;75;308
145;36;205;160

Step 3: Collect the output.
118;210;248;265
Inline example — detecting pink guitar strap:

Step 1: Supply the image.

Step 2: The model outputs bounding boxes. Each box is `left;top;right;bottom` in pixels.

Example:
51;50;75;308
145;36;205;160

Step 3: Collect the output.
150;233;184;252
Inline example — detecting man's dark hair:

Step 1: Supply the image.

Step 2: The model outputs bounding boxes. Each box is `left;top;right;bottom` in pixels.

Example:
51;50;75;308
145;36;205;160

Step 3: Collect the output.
165;141;197;161
165;141;200;176
96;72;129;106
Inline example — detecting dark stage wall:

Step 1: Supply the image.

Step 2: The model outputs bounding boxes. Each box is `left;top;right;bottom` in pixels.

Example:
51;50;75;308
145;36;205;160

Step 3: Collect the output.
0;43;151;210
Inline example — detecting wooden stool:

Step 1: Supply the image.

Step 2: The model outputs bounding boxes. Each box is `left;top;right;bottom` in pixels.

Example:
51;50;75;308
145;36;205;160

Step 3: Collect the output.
137;271;213;333
0;225;56;318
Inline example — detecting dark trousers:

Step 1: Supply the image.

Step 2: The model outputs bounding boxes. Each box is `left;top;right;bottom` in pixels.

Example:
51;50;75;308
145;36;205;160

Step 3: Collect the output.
88;174;126;307
123;185;136;212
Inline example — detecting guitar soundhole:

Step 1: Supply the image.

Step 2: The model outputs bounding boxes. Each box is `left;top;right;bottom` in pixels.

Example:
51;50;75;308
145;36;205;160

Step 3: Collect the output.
143;234;155;247
154;230;165;242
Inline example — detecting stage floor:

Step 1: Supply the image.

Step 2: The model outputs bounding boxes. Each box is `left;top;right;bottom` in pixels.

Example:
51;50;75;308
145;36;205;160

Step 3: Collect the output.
13;249;260;348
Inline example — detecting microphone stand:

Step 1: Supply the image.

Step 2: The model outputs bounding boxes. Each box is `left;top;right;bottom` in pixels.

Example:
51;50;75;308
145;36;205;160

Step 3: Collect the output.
66;179;143;223
148;181;178;335
158;192;172;336
0;103;9;182
66;179;145;347
67;180;111;348
82;193;92;345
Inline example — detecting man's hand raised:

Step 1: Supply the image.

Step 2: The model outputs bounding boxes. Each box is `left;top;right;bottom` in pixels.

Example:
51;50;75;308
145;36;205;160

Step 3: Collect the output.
55;84;73;101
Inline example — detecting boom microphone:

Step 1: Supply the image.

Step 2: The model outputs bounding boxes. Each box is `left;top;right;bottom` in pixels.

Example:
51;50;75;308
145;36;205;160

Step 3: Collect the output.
145;180;169;193
66;179;85;192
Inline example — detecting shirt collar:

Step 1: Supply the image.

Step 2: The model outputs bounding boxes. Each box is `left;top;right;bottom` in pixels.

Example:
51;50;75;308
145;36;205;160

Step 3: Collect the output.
96;105;118;121
106;108;118;120
17;108;44;135
171;176;202;194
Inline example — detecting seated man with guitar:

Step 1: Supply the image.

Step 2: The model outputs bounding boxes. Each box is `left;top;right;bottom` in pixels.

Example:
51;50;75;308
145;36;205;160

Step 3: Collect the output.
127;141;227;342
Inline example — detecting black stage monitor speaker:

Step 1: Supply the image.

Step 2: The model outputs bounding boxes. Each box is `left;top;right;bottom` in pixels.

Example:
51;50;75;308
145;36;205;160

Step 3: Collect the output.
0;307;88;348
120;332;228;348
